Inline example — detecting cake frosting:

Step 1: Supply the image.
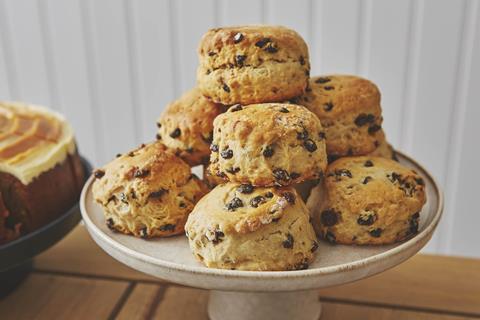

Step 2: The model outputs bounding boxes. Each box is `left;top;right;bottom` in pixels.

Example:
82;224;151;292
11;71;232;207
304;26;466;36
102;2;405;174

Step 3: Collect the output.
0;102;76;185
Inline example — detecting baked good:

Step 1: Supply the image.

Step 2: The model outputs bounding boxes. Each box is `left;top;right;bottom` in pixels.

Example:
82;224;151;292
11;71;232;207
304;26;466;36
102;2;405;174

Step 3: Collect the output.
295;75;383;159
197;25;310;105
0;192;20;243
156;88;226;166
202;164;223;189
307;156;426;245
367;129;398;161
209;103;327;186
0;102;84;244
185;183;318;271
92;141;208;238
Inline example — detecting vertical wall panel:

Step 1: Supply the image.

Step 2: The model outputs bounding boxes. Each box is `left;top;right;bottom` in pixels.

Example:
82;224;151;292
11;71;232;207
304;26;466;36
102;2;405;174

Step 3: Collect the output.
265;0;311;44
0;1;16;100
406;0;465;183
311;0;361;74
219;0;263;26
447;0;480;257
175;0;216;94
367;0;411;146
83;0;138;162
0;33;12;99
129;0;175;143
46;0;99;164
407;0;466;253
2;0;52;106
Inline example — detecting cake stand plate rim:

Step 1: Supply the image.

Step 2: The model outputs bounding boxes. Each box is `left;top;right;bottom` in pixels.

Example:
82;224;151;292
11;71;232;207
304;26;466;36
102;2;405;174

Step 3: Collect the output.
80;151;443;291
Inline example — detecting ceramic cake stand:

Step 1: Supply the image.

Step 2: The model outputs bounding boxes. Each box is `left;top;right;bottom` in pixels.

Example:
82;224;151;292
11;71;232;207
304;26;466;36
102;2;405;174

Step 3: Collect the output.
80;152;443;320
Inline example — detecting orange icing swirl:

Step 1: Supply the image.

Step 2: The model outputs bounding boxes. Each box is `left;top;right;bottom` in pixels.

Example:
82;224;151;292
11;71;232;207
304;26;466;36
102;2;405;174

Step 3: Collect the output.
0;102;76;184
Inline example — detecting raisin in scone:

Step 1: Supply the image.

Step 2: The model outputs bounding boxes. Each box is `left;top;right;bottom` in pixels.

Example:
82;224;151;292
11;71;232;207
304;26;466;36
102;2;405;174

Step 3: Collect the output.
92;142;208;238
307;156;426;245
296;75;383;159
209;103;327;186
197;25;310;105
185;183;318;271
156;88;225;166
367;129;398;161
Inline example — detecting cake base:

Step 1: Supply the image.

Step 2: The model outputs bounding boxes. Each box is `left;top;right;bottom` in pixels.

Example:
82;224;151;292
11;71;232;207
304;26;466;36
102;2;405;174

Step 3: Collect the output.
208;290;321;320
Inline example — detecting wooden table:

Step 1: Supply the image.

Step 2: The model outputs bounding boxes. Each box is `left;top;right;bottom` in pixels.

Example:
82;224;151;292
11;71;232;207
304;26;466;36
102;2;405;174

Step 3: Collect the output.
1;225;479;320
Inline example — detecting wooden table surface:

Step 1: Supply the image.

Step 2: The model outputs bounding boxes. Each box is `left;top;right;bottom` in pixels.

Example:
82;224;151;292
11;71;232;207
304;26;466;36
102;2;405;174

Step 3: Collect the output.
1;225;479;320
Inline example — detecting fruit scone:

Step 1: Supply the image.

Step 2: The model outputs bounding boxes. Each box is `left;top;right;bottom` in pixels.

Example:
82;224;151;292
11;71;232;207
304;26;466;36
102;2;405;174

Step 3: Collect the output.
0;102;84;244
307;156;426;245
209;103;328;186
156;87;226;166
197;25;310;105
295;75;384;161
92;141;208;238
185;182;318;271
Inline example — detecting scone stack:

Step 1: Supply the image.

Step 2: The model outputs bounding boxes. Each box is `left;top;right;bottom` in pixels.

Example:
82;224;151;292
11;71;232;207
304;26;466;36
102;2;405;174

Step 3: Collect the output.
182;26;327;271
93;24;427;272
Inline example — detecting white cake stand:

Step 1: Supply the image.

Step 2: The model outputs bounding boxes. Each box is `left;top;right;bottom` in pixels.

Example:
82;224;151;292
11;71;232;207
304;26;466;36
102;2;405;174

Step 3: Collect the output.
80;152;442;320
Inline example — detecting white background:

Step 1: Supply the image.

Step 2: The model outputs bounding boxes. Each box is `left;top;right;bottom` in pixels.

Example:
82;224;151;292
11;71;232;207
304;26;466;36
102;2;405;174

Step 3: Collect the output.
0;0;479;258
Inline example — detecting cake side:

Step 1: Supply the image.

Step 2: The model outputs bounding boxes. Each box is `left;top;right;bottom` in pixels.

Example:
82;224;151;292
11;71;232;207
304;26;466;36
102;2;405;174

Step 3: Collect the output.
0;152;84;236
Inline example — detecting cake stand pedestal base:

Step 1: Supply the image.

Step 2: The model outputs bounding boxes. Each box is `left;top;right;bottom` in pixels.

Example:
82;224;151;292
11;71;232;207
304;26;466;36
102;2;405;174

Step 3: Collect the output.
208;289;322;320
81;152;442;320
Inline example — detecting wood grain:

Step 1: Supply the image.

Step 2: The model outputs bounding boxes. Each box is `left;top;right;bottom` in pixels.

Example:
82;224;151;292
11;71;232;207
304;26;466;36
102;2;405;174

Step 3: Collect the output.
318;254;480;316
321;302;475;320
34;226;480;318
116;284;166;320
118;285;477;320
34;225;157;282
0;273;128;319
152;286;209;320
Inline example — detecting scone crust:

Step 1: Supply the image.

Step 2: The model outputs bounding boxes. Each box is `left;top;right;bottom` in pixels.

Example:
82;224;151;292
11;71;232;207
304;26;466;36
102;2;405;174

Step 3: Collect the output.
157;88;225;166
92;142;208;238
298;75;383;157
203;163;223;189
209;103;328;186
367;130;398;161
311;156;426;245
197;25;310;105
185;183;318;271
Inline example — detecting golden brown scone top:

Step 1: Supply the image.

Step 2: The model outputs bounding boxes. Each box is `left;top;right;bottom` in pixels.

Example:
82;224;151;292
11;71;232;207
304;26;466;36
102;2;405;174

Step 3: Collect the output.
210;103;327;186
326;156;426;209
189;182;301;235
198;25;309;68
157;88;225;166
214;103;323;146
92;142;208;214
293;75;383;157
299;75;381;118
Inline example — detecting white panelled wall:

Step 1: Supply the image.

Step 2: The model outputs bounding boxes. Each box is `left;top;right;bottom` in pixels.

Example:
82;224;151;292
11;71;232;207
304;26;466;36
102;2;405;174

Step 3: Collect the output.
0;0;479;257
